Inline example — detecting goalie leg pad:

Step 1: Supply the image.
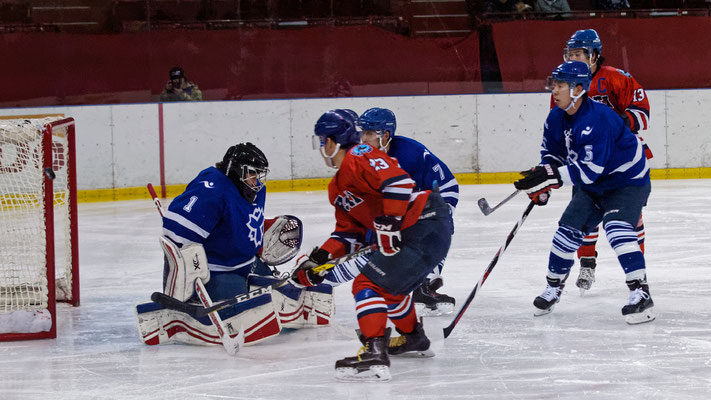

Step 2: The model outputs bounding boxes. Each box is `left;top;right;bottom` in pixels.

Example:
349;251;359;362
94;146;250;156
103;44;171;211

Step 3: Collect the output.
271;283;307;328
136;301;222;346
161;236;210;302
261;215;303;266
303;285;335;327
136;289;281;347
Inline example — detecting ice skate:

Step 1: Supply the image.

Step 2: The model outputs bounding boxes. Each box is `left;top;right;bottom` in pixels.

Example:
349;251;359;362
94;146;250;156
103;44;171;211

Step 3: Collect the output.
388;322;434;358
622;280;655;325
335;330;391;382
533;281;563;316
576;257;596;294
413;278;455;317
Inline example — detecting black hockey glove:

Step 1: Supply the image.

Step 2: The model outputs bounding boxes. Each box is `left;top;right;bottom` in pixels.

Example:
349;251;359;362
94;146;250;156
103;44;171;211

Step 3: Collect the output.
514;165;562;205
290;248;330;287
373;215;402;256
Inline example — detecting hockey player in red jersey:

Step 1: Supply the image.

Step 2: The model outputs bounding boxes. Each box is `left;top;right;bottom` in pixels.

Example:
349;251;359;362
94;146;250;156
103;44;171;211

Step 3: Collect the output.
547;29;652;293
289;109;452;382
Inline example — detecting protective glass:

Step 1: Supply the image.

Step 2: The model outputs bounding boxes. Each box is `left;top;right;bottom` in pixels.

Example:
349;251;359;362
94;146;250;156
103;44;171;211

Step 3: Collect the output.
312;135;325;150
563;48;589;63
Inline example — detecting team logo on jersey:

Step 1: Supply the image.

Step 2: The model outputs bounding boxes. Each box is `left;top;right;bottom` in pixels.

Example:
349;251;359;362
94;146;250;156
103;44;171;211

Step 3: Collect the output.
591;94;613;108
200;181;215;189
564;128;579;163
350;144;372;156
581;126;593;136
334;190;363;212
246;207;264;247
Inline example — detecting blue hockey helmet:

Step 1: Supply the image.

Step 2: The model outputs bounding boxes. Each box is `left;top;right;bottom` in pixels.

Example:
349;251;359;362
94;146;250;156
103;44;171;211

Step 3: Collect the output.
564;29;602;61
334;109;360;124
359;107;397;136
551;61;592;91
313;109;361;148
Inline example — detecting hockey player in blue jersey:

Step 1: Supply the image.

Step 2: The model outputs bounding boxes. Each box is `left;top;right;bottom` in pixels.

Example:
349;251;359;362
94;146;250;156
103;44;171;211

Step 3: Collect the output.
136;143;334;349
359;107;459;316
514;61;654;324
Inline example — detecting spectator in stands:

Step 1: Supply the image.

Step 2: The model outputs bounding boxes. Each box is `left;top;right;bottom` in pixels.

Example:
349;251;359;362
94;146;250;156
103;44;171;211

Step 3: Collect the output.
534;0;571;14
594;0;630;9
485;0;533;13
160;66;202;102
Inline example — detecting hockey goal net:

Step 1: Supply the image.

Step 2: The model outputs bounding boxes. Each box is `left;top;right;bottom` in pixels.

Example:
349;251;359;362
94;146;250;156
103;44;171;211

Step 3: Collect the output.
0;117;79;341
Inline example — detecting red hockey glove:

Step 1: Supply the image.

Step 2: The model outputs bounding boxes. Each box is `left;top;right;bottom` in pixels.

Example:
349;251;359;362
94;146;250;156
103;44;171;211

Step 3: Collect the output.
529;190;551;206
373;215;402;256
290;248;330;287
514;165;562;204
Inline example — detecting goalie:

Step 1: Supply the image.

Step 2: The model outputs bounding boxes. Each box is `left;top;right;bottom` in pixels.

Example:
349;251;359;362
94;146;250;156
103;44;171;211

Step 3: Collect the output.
136;142;334;349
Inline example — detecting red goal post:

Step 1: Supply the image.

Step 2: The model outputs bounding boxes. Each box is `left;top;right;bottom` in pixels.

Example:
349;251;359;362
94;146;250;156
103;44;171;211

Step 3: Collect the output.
0;117;79;341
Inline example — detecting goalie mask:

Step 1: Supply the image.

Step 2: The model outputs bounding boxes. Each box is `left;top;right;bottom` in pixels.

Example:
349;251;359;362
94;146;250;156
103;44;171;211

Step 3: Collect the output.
220;142;269;203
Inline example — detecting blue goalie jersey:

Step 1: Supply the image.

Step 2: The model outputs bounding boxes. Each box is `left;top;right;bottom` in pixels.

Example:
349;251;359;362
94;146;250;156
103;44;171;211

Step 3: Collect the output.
541;98;650;193
388;136;459;210
162;166;266;272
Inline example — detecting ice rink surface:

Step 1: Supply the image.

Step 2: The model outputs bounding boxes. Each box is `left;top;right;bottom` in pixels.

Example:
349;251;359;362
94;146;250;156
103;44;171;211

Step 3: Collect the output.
2;180;710;399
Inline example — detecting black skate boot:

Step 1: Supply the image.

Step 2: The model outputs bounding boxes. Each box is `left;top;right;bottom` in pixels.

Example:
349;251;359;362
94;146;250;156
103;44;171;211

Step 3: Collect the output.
335;329;391;382
576;254;597;293
413;278;456;317
533;277;565;316
388;322;435;358
622;280;655;325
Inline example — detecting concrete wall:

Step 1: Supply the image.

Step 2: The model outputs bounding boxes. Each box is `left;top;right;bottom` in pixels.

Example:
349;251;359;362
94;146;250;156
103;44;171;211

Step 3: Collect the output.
0;89;708;191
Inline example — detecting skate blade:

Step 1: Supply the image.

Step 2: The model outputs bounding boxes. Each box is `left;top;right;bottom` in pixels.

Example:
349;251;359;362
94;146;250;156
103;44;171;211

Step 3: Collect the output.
578;288;588;297
533;306;554;316
576;282;592;292
414;302;454;317
625;307;655;325
335;365;391;382
392;348;435;358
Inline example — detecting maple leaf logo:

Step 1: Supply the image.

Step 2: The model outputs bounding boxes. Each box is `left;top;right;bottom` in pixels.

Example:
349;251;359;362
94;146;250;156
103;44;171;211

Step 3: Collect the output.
246;207;264;247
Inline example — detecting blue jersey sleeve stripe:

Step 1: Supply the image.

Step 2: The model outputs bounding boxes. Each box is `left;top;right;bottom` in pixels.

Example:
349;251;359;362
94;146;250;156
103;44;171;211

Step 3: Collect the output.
571;161;595;184
438;178;459;191
581;160;605;174
611;141;644;173
164;210;210;238
162;228;198;246
440;191;459;200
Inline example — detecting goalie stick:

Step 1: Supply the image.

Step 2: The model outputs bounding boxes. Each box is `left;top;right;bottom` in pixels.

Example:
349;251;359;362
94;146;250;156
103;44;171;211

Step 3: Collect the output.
443;200;535;338
151;244;376;318
146;183;244;355
477;189;521;216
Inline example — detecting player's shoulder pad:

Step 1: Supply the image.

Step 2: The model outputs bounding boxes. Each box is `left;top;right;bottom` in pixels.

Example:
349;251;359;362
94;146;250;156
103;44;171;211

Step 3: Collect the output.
349;143;374;156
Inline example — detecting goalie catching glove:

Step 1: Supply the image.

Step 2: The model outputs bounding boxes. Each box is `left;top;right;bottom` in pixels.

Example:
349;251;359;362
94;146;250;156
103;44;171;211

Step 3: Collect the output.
514;165;562;206
290;248;331;287
260;215;303;266
373;215;402;256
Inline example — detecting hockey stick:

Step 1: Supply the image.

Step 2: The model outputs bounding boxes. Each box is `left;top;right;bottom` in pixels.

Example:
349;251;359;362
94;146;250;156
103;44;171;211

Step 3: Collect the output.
151;244;376;318
477;189;521;216
146;183;244;355
443;200;535;338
